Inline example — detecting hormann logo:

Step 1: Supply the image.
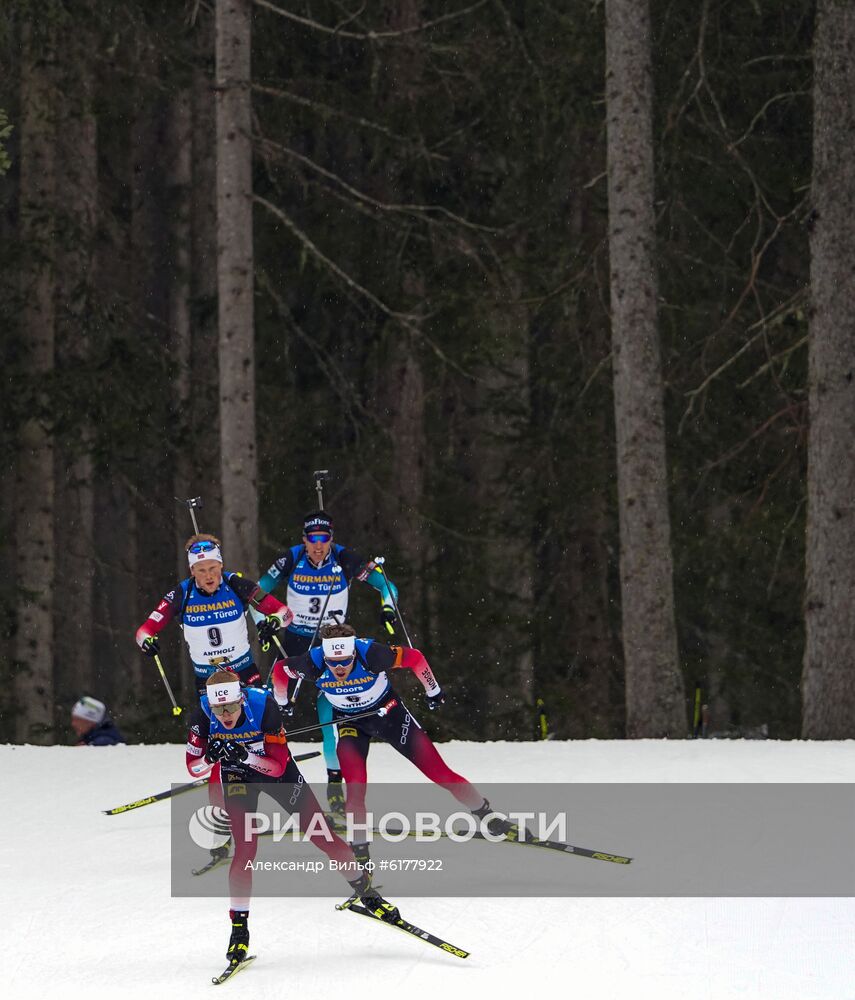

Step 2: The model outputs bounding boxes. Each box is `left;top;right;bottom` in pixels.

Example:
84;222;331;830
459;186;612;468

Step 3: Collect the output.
320;677;365;688
291;574;340;584
187;600;238;613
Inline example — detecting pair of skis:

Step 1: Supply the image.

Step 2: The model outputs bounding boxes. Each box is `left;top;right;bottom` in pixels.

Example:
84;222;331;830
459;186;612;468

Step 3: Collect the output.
209;827;633;982
212;895;468;984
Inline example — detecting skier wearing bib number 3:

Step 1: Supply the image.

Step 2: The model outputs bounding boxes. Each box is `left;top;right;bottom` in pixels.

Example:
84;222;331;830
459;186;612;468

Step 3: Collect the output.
135;534;294;691
253;511;399;811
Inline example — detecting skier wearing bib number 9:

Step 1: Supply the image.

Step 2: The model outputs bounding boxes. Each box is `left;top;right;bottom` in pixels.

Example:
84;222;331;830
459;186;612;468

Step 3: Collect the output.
134;534;294;692
252;511;399;810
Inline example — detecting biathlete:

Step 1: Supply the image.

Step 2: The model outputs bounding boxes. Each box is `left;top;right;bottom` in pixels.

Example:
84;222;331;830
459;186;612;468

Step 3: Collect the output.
254;510;399;808
135;534;293;691
187;669;399;972
273;622;508;863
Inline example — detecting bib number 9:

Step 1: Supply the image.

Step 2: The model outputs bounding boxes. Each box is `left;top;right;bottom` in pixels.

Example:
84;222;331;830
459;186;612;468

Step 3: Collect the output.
208;626;223;646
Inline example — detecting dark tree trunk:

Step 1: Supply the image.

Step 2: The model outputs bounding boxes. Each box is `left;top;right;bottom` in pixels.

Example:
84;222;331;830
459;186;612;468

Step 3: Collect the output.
802;0;855;738
191;9;222;531
53;3;97;719
216;0;258;574
15;19;57;743
605;0;686;737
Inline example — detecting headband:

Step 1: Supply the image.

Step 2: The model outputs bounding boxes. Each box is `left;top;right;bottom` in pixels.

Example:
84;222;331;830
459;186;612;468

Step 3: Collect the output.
322;635;356;659
188;545;223;567
207;680;241;705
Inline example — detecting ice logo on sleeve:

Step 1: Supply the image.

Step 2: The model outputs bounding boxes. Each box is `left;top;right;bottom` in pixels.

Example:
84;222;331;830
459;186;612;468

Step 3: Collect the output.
188;805;232;849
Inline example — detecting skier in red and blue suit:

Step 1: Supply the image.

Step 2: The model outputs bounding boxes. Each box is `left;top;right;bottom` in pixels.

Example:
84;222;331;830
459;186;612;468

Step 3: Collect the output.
185;668;399;971
135;534;294;692
272;622;507;866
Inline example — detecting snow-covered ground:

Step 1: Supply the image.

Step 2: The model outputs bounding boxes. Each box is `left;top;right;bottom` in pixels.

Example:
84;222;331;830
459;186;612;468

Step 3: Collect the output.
9;739;855;1000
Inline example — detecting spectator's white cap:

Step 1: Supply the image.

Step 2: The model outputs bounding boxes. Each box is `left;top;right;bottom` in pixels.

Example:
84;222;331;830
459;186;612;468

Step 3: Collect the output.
72;696;106;725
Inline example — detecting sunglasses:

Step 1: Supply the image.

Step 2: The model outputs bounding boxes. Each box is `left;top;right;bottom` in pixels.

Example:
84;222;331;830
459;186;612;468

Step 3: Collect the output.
189;540;219;554
210;699;242;717
324;655;355;668
306;532;332;544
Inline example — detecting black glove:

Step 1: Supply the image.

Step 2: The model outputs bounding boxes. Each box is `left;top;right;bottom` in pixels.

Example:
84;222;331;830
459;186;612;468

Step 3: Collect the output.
140;636;159;657
257;616;280;643
221;741;248;764
279;701;295;719
205;738;228;764
426;689;445;712
381;606;397;636
205;738;248;764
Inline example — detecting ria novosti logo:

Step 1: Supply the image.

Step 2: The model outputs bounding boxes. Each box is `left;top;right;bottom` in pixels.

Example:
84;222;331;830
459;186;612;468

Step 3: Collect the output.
224;810;568;844
188;805;232;849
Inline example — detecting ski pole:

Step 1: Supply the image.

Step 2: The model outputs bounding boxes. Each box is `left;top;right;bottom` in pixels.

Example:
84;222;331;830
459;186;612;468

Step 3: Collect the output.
285;707;381;738
269;562;344;699
102;750;322;815
103;776;208;814
307;562;343;649
262;564;342;696
153;652;183;716
372;556;412;647
263;631;302;702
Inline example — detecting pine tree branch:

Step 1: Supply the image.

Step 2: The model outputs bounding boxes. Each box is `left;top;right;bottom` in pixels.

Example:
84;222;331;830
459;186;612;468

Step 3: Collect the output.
255;134;500;233
252;83;448;160
252;0;489;40
254;194;473;377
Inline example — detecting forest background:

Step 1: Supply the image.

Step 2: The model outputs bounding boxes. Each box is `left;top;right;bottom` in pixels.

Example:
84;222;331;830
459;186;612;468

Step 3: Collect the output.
0;1;837;746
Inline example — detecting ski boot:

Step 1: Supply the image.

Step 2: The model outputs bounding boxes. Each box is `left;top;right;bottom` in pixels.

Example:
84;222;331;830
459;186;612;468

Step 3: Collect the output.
352;841;371;869
348;871;400;922
473;799;517;838
210;835;232;865
226;909;250;963
359;885;400;923
326;770;345;823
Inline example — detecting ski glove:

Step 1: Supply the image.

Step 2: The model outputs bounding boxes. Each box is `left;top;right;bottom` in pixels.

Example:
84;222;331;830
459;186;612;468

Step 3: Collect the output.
426;689;445;711
205;739;248;764
257;616;281;643
381;606;397;636
140;636;159;657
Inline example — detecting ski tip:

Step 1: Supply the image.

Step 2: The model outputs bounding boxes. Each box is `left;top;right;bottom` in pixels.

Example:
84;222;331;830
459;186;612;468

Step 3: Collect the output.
212;954;256;984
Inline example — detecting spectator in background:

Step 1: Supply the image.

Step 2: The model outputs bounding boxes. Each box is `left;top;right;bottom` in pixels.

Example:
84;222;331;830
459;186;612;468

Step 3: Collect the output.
71;696;126;746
